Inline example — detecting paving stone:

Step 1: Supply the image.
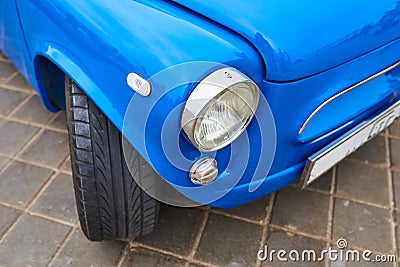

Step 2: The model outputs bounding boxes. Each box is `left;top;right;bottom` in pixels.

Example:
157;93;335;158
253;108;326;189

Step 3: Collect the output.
11;95;54;124
0;161;52;207
0;87;27;115
137;205;204;256
336;160;389;206
272;186;329;237
60;156;71;173
0;61;16;83
0;156;9;170
121;247;185;267
5;73;33;91
308;169;333;192
390;138;400;169
261;228;326;267
396;211;400;257
332;199;392;253
48;111;67;130
195;213;262;266
51;229;124;267
348;135;386;165
0;214;70;266
218;195;269;222
30;173;77;223
0;205;20;237
393;172;400;209
389;119;400;137
20;130;68;167
0;51;8;61
0;120;38;156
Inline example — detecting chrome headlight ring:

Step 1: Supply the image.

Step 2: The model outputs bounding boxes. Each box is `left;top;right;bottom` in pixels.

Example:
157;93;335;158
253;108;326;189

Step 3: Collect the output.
181;67;260;152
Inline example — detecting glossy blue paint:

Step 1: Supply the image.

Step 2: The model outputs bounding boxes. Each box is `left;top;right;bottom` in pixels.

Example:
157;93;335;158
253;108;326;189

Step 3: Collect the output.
14;0;264;124
0;0;399;208
264;39;400;178
300;70;397;142
172;0;400;81
0;1;31;80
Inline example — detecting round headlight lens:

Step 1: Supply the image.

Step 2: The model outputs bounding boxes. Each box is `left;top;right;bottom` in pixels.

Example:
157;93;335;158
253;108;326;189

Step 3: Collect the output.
194;82;259;150
181;67;260;152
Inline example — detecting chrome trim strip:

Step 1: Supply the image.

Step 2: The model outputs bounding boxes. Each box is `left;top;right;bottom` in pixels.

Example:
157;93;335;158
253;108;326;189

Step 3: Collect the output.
300;99;400;189
298;61;400;135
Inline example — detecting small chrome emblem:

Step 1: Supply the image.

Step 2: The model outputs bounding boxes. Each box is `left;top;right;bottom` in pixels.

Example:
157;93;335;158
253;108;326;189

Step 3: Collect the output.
224;71;233;79
126;73;152;96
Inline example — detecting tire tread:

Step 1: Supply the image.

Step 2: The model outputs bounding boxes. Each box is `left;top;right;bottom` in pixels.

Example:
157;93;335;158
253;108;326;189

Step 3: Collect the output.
65;77;159;241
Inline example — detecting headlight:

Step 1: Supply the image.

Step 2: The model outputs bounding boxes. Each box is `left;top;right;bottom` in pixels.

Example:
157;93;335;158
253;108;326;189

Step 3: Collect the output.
181;67;260;152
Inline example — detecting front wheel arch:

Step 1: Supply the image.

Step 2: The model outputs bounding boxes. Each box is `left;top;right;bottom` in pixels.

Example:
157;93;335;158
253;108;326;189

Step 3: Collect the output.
34;55;65;111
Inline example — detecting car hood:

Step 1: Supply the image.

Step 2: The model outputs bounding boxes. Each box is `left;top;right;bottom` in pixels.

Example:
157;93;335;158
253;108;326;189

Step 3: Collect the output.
171;0;400;81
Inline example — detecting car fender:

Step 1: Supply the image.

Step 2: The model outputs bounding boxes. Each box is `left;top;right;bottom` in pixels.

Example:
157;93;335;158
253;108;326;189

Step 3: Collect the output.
13;0;269;200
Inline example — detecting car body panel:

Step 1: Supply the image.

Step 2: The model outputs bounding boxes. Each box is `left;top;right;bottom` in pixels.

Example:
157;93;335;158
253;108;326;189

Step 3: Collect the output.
0;1;31;80
12;0;264;122
0;0;399;208
263;39;400;177
172;0;400;81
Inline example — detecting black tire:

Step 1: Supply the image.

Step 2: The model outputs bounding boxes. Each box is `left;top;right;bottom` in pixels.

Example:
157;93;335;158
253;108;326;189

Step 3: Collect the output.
65;77;159;241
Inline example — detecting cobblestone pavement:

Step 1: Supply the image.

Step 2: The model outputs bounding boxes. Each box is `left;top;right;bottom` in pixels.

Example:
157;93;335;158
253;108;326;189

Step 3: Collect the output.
0;53;399;267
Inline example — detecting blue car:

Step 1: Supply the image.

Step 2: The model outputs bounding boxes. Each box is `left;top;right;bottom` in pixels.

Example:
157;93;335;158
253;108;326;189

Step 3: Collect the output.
1;0;400;241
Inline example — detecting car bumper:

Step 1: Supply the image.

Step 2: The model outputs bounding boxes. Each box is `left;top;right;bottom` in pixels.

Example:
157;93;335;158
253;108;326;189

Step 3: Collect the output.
211;93;400;208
